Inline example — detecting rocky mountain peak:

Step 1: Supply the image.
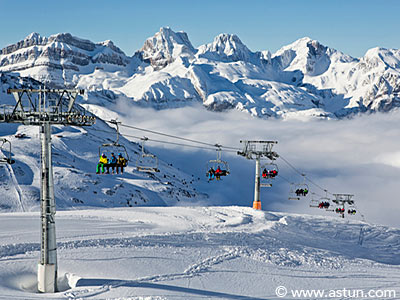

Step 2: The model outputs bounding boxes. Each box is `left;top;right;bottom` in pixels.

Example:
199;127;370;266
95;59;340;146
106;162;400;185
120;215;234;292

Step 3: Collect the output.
139;27;195;69
1;32;46;55
98;40;126;55
274;37;354;75
197;33;254;62
362;47;400;70
47;33;96;51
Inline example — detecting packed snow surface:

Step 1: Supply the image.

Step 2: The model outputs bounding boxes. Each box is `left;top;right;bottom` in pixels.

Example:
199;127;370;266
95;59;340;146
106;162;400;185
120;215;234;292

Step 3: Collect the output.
0;206;399;299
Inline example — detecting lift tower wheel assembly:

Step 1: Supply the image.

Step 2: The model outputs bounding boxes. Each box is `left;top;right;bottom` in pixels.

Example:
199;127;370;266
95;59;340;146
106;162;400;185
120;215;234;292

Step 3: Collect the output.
237;140;279;210
0;87;95;293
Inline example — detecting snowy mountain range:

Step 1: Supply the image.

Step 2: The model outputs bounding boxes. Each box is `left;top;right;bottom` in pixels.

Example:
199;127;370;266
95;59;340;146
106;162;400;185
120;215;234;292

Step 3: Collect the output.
1;27;400;119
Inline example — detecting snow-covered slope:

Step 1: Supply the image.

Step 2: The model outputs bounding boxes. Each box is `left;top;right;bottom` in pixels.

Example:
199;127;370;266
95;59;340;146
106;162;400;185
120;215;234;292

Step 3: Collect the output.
0;73;207;212
0;206;399;299
2;28;400;118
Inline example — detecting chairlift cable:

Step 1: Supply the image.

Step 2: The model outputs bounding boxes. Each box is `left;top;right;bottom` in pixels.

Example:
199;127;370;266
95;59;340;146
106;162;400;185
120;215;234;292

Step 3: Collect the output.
107;120;241;151
89;128;237;152
98;121;336;197
278;154;333;196
276;173;292;185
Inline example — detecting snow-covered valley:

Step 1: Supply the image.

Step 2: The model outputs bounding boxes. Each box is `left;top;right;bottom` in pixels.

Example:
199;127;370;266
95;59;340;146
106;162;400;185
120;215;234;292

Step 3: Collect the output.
1;206;399;300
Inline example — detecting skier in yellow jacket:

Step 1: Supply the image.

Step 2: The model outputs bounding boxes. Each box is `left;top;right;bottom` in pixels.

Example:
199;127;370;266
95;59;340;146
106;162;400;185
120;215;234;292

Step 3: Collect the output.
96;153;108;174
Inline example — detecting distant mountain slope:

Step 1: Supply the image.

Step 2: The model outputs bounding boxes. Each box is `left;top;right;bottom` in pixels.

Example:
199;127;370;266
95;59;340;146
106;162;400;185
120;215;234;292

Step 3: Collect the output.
1;27;400;119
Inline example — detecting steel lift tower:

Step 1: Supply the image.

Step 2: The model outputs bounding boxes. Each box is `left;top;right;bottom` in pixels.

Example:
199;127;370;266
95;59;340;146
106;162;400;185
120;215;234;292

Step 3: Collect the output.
238;141;279;210
0;88;95;293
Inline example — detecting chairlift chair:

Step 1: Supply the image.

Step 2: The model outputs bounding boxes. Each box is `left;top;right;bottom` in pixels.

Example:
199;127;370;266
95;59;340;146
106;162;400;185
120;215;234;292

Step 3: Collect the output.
0;138;15;165
309;197;320;208
347;202;357;215
289;174;309;200
288;183;300;200
136;137;159;173
99;142;129;161
206;148;230;181
97;120;129;173
260;161;278;187
318;190;334;211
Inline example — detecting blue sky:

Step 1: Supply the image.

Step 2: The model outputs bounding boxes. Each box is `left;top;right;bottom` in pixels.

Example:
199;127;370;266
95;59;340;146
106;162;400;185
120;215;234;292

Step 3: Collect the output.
0;0;399;57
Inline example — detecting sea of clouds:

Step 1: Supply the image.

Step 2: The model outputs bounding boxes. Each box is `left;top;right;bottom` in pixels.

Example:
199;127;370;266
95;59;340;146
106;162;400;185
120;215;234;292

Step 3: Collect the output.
108;100;400;227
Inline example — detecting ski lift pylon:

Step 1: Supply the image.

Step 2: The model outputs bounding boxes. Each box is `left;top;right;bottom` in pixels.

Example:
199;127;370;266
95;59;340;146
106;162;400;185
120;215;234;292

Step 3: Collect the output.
136;137;159;173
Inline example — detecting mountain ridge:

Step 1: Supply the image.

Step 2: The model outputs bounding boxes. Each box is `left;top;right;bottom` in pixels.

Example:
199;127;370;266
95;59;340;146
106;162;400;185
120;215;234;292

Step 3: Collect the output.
1;27;400;119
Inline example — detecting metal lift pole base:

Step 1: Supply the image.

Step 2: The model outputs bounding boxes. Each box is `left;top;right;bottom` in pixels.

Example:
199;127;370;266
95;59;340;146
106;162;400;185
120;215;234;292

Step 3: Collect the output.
253;200;262;210
38;264;56;293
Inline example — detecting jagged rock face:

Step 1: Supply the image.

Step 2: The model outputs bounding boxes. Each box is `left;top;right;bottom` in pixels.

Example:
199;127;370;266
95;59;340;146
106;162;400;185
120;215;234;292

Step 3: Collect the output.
0;32;130;85
139;27;195;70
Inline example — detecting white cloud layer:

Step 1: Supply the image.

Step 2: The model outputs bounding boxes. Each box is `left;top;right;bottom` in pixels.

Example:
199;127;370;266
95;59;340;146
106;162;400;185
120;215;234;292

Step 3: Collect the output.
113;101;400;227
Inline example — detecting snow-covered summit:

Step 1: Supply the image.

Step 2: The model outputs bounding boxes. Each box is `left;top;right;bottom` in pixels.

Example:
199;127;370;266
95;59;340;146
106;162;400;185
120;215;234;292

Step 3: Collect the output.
197;33;256;63
362;47;400;69
274;37;356;76
138;27;195;70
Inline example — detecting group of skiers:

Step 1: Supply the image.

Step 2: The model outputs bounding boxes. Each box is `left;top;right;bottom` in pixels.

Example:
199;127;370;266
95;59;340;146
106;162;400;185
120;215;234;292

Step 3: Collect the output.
318;201;330;209
262;168;278;179
96;152;127;174
207;166;228;181
335;207;356;215
335;208;345;214
295;188;308;196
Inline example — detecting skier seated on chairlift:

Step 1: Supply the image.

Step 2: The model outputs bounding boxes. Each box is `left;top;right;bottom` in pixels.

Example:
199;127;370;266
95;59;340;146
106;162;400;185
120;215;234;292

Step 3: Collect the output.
336;208;345;214
295;188;308;196
96;153;108;174
207;167;215;181
215;166;223;180
262;168;278;179
116;153;127;174
108;153;117;174
318;201;330;209
348;209;356;215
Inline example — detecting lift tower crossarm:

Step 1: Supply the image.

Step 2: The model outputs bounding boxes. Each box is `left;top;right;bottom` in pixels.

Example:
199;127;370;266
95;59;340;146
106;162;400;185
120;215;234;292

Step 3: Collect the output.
2;88;94;126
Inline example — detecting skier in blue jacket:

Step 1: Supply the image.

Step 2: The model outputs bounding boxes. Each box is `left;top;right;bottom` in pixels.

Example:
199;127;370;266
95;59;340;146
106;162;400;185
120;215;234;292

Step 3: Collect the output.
108;153;118;174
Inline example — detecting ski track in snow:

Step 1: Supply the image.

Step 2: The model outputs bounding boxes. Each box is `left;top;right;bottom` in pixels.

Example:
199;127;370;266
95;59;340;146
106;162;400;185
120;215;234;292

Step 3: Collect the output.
63;248;241;299
6;163;25;212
